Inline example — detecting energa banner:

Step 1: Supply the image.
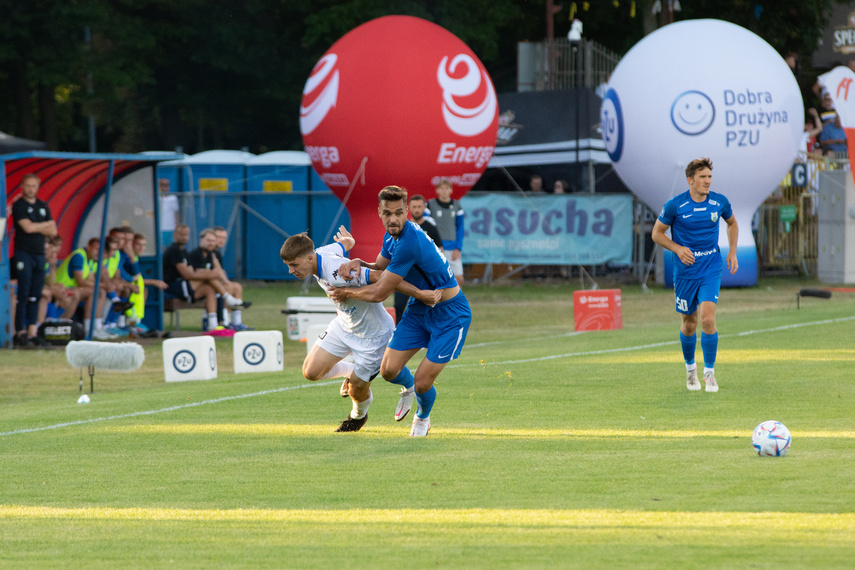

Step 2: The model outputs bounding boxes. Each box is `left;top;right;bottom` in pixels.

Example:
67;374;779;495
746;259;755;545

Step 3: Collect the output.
460;193;632;265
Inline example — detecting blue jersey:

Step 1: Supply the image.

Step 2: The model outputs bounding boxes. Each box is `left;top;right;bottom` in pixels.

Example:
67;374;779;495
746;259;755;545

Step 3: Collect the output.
380;220;457;306
658;190;733;280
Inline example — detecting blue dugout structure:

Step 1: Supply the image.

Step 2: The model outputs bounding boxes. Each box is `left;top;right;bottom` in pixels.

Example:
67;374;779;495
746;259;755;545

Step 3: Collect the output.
1;151;183;348
158;150;350;281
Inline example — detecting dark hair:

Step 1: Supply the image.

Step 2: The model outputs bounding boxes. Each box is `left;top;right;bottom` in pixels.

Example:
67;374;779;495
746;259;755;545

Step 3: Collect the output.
378;185;407;204
685;157;713;179
409;194;426;203
280;233;314;262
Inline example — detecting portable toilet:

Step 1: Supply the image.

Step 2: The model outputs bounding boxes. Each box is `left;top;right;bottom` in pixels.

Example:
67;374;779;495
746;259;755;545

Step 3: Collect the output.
244;151;349;280
171;150;254;277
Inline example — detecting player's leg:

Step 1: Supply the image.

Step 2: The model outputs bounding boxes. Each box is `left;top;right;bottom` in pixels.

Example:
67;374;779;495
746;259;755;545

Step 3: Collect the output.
336;339;385;432
61;287;81;319
191;282;220;330
25;255;46;339
38;285;52;324
225;281;249;327
304;321;356;384
303;344;351;381
676;277;701;391
408;292;472;437
381;308;427;394
697;276;722;392
13;254;33;341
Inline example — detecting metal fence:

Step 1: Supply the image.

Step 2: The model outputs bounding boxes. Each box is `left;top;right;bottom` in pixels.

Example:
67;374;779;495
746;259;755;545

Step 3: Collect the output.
755;152;846;277
519;38;621;92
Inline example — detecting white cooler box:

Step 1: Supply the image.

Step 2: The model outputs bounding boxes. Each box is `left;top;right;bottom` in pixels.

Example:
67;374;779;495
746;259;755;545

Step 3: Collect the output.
282;296;337;341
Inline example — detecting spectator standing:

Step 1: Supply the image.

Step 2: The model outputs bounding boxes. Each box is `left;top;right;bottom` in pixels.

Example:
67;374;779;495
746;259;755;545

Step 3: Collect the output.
427;180;465;286
803;108;823;154
11;174;56;347
159;178;179;247
528;174;544;193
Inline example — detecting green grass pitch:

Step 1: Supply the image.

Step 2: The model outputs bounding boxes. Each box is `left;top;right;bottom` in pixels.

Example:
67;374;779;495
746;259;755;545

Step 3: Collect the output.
1;279;853;568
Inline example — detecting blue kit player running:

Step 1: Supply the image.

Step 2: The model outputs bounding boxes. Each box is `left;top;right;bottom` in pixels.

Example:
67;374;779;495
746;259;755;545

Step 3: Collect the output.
330;185;472;437
652;157;738;393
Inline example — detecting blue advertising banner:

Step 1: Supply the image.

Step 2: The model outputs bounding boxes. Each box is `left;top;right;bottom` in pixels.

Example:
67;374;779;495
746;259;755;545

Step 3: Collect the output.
460;193;633;265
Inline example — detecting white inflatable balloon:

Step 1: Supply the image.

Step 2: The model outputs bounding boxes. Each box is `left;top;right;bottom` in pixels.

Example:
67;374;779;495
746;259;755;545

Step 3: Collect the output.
602;19;803;286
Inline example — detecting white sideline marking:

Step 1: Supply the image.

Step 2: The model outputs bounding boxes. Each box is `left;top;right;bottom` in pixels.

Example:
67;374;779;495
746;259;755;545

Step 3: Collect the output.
467;331;586;348
450;315;855;368
0;380;338;438
4;316;853;437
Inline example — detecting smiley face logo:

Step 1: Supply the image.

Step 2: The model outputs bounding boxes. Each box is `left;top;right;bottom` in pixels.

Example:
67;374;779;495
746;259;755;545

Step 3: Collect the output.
670;91;715;135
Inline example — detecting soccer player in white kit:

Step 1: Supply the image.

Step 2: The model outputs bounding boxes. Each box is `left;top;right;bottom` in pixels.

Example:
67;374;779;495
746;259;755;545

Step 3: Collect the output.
280;227;440;432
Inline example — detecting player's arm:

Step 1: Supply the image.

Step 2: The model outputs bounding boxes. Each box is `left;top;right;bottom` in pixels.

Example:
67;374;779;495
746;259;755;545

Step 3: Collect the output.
143;278;169;290
175;260;211;281
452;207;464;260
211;254;229;282
17;218;57;236
366;269;441;305
651;220;695;266
329;268;402;303
337;254;389;281
333;225;355;252
724;215;739;274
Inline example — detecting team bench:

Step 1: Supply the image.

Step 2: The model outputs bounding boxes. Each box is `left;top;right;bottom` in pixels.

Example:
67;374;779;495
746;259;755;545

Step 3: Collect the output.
163;297;206;331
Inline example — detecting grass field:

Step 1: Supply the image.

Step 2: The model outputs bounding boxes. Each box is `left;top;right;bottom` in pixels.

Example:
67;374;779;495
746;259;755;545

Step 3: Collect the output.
1;278;854;568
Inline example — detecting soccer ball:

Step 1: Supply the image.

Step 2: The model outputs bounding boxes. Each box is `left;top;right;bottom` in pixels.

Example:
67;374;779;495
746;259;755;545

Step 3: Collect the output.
751;420;791;457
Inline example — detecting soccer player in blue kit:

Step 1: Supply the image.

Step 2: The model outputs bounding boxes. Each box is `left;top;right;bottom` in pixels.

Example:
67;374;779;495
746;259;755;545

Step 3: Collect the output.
330;185;472;437
651;158;738;393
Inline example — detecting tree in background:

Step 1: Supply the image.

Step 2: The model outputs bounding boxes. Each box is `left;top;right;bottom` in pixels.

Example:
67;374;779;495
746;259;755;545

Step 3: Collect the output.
0;0;850;153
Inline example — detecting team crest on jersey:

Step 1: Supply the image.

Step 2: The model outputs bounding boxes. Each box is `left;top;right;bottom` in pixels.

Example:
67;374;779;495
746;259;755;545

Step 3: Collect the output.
710;212;718;222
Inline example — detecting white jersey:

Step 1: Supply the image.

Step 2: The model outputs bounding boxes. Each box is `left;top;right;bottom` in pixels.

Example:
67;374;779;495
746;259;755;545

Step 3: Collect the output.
315;243;394;338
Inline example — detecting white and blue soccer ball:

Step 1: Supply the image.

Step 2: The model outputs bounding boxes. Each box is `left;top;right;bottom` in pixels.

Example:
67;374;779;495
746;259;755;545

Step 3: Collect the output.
752;420;791;457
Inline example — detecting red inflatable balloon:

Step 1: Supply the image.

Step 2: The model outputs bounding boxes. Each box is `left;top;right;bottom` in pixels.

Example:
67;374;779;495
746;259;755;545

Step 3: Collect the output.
300;15;498;260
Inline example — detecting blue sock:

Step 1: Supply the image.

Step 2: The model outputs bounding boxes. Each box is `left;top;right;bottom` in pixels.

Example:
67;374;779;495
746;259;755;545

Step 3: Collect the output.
387;367;414;390
701;332;718;369
107;291;119;302
415;386;436;419
680;332;696;365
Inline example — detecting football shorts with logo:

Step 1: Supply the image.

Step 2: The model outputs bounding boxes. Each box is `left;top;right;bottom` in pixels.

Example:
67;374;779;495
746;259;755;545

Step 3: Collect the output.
315;317;392;382
389;291;471;364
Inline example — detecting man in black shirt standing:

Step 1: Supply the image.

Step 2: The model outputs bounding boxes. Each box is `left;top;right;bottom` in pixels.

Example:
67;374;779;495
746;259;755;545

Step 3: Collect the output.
12;174;56;347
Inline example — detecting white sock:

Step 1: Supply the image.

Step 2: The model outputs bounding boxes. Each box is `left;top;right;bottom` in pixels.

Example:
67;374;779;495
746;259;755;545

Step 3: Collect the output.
84;318;91;331
117;315;126;328
232;310;242;325
95;318;103;330
704;367;714;376
224;293;239;305
208;313;218;330
351;390;373;419
686;363;697;371
322;361;355;380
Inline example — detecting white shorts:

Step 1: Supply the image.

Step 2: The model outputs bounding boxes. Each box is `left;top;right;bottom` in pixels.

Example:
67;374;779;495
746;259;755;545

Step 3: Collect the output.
443;249;464;277
314;317;393;382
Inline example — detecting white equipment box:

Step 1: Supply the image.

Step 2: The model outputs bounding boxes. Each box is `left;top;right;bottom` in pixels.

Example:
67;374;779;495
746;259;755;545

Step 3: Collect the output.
282;296;337;341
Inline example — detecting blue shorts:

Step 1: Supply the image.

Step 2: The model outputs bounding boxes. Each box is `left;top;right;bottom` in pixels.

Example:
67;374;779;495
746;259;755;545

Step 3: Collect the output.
389;291;471;364
165;279;195;303
674;275;720;315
